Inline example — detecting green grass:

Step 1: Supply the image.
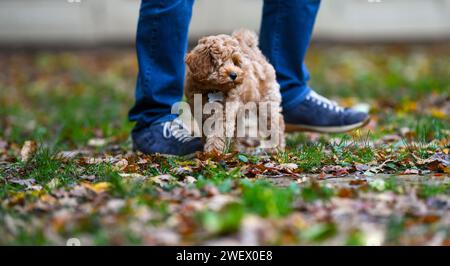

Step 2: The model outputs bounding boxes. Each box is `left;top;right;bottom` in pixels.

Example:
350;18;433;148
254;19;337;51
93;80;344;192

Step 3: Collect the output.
418;183;450;199
199;202;244;235
241;180;296;218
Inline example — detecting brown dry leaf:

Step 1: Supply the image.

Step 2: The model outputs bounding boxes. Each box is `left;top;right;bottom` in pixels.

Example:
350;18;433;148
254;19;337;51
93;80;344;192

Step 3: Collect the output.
40;194;57;205
418;153;449;172
82;157;106;165
20;140;37;162
56;150;90;161
421;214;441;224
401;169;420;175
150;174;174;186
337;188;354;198
382;134;401;143
349;179;367;186
322;165;350;177
354;163;370;172
114;158;128;171
204;185;220;197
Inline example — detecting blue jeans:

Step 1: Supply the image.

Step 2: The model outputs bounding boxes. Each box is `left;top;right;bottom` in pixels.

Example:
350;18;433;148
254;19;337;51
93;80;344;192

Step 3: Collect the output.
129;0;321;128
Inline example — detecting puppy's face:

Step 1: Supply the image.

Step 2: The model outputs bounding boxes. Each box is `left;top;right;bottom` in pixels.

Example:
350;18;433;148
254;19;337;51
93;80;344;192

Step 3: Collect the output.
186;35;244;90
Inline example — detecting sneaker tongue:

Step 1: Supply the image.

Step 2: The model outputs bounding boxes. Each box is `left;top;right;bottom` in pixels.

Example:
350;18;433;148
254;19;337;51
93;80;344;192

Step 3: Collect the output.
310;91;333;105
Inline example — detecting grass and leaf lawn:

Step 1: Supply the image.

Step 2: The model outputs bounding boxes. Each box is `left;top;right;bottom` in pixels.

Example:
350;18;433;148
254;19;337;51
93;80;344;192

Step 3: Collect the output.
0;44;449;245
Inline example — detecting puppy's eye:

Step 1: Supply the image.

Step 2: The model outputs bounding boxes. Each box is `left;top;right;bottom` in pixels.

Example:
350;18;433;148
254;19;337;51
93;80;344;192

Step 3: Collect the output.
232;55;241;66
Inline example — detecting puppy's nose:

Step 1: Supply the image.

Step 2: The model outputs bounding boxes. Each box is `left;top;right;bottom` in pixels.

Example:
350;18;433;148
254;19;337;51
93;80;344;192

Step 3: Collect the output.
229;72;237;81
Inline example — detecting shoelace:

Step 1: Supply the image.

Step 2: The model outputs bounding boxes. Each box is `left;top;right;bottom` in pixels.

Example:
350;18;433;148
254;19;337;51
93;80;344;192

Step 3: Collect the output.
162;119;195;143
305;91;344;112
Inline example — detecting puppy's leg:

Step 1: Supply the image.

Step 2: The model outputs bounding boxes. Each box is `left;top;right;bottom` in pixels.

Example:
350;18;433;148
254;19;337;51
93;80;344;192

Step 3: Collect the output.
204;90;242;154
204;108;235;153
224;100;241;152
204;135;226;153
203;100;229;154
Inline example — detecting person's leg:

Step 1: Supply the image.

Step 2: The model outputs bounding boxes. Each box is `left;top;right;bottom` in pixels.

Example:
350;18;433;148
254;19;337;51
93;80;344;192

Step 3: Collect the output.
260;0;320;110
129;0;202;155
129;0;194;128
260;0;369;133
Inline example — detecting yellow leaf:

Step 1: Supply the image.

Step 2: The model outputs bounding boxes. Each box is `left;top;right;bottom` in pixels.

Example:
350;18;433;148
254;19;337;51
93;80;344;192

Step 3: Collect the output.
9;192;26;205
400;101;417;112
443;166;450;174
429;108;446;119
40;194;57;204
82;182;110;193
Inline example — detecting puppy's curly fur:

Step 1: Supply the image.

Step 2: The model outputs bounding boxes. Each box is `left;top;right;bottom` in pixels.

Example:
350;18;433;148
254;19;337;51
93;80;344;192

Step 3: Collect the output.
185;29;285;153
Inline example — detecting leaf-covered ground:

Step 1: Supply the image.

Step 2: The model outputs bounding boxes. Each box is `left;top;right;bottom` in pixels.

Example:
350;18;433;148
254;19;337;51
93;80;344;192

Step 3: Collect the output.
0;44;449;245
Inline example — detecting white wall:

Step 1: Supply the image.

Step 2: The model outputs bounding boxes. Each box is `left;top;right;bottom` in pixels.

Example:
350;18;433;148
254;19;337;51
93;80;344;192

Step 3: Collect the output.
0;0;449;45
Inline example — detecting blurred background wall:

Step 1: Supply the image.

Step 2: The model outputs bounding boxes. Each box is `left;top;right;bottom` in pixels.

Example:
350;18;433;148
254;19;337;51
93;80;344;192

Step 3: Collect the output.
1;0;450;46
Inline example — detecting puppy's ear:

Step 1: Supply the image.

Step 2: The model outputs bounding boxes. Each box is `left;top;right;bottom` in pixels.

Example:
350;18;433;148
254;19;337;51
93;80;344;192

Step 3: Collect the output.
185;46;212;80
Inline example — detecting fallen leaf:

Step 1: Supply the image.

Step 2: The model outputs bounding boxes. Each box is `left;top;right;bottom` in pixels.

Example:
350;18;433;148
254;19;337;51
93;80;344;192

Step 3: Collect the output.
87;138;107;147
119;173;147;182
114;158;128;171
354;163;370;172
104;199;126;213
9;178;35;187
421;214;440;224
279;163;298;170
80;175;96;181
20;140;37;162
150;174;174;186
337;188;354;198
46;178;59;189
401;169;420;175
322;165;350;177
349;179;367;186
184;176;197;184
173;166;193;175
55;150;89;161
82;182;110;193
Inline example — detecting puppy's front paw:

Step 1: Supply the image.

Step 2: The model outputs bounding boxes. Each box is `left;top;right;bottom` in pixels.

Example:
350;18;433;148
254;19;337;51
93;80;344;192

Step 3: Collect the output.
204;138;226;154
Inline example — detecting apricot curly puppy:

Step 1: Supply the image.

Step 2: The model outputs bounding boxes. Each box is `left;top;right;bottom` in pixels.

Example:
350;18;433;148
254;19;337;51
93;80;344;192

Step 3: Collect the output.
185;29;285;153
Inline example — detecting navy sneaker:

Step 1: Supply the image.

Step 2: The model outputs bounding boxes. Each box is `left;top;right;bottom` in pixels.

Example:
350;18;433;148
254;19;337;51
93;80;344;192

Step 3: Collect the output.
284;91;370;133
132;118;203;156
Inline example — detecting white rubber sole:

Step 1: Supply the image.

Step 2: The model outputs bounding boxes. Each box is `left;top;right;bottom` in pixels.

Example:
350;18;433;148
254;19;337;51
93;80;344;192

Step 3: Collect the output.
285;117;370;133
